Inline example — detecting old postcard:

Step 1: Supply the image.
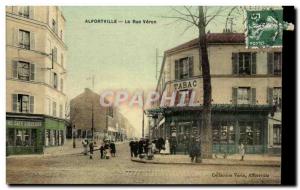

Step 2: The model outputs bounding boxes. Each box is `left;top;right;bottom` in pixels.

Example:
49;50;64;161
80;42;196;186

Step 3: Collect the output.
5;5;295;185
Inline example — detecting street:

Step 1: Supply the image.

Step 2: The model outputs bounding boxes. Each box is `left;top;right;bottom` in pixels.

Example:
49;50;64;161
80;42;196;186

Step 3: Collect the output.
6;142;280;184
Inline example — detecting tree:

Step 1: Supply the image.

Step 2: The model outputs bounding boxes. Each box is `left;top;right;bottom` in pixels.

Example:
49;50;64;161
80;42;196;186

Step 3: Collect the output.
164;6;228;159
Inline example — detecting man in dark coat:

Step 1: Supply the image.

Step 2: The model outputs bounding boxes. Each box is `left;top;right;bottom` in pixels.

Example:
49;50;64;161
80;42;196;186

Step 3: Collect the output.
110;141;116;157
138;139;144;155
189;138;201;163
129;140;135;157
170;137;177;155
89;141;94;159
134;141;139;157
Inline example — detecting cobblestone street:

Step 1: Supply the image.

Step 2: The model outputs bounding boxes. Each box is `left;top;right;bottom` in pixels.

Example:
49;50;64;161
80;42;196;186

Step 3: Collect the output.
6;141;281;184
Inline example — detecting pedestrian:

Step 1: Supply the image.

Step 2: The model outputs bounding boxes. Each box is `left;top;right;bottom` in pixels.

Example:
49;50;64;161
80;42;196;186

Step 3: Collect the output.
239;142;245;161
134;141;139;157
99;144;105;159
104;141;111;159
138;138;144;155
82;138;88;155
170;137;177;155
89;141;94;159
183;136;189;155
110;141;116;157
157;137;165;153
129;140;135;157
160;138;170;154
189;138;201;163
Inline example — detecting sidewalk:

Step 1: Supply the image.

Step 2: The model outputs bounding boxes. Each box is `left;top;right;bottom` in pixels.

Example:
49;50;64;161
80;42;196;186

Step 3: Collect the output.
131;154;281;167
7;139;127;158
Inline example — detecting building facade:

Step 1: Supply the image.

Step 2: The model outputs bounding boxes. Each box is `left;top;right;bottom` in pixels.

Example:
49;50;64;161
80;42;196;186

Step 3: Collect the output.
70;88;134;142
6;6;68;155
148;33;281;155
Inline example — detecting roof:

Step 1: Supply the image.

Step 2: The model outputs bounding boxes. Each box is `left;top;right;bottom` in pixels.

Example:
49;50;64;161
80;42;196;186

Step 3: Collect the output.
165;33;245;55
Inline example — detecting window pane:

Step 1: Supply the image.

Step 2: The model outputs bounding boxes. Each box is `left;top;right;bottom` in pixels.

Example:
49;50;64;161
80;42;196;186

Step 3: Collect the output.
8;128;15;146
17;61;30;81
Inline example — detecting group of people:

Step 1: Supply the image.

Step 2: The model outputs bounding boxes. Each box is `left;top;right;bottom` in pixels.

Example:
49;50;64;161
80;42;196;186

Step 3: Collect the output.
82;139;116;159
129;138;152;158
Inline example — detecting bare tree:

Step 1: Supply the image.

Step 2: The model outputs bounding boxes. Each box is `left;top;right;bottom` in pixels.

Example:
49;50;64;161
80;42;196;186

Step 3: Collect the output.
164;6;228;159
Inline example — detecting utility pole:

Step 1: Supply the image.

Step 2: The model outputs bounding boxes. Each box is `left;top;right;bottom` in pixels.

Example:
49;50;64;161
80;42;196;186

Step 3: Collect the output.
142;91;145;138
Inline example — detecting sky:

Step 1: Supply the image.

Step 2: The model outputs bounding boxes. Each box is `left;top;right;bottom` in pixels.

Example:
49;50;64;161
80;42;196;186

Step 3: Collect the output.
62;6;244;137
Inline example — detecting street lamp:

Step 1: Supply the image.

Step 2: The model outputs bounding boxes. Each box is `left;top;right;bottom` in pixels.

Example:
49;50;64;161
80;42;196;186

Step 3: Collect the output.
72;125;76;148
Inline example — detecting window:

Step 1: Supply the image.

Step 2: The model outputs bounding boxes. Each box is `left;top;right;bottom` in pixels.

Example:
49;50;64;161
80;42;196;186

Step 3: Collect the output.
12;61;35;81
12;94;34;113
60;30;63;40
268;87;282;111
59;104;63;118
16;129;30;146
19;6;29;18
53;72;58;89
239;121;262;145
232;52;256;75
212;121;235;144
61;53;64;67
7;128;15;146
53;102;57;116
60;78;64;92
52;47;58;63
273;124;281;145
237;87;250;104
175;89;192;106
268;52;282;75
17;61;30;81
175;57;193;80
52;19;57;32
19;30;30;49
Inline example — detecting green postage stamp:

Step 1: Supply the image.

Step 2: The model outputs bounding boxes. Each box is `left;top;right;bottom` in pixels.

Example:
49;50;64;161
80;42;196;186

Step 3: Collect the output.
246;9;287;48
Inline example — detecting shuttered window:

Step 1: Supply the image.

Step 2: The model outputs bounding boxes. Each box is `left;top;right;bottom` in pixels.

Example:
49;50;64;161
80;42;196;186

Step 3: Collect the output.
12;94;34;113
267;52;282;75
174;56;194;80
19;30;30;49
53;102;57;116
233;87;256;105
18;6;29;18
232;52;256;75
12;61;35;81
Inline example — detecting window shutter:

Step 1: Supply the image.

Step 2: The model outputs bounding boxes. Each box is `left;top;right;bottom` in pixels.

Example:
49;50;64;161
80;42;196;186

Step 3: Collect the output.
53;47;57;63
251;88;256;105
251;53;257;74
12;94;18;112
30;63;35;81
29;96;34;113
267;52;274;75
12;60;18;78
232;87;237;105
29;6;34;19
189;56;194;77
267;87;273;105
232;53;238;75
30;32;35;50
175;60;179;80
14;28;19;46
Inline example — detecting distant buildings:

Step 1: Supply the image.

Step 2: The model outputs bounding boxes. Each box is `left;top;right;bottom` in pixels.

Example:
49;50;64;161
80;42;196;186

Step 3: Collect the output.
6;6;68;154
70;88;135;141
147;33;281;155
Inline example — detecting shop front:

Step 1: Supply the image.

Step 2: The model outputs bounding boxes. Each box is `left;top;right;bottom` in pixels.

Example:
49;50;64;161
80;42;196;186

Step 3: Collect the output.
7;113;66;155
148;105;272;154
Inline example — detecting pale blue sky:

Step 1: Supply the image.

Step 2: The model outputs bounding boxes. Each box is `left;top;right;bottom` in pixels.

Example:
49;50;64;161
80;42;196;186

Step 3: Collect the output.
62;6;244;136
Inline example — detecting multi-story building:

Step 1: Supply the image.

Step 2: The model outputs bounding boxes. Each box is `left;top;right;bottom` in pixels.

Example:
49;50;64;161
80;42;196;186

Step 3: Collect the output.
147;33;281;155
70;88;134;142
6;6;68;155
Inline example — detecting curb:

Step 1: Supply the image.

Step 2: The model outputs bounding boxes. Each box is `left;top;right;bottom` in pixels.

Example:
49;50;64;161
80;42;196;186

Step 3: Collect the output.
131;159;281;167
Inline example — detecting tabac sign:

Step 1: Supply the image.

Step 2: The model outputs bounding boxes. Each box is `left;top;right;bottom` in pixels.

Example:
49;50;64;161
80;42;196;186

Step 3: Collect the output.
246;9;286;48
174;79;197;90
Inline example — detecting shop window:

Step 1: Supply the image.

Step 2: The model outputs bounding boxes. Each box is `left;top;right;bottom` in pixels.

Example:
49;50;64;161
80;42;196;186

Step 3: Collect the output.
273;124;281;145
8;128;15;146
212;121;235;144
31;129;37;146
19;6;30;18
15;129;30;146
239;122;262;145
19;29;30;49
175;57;193;80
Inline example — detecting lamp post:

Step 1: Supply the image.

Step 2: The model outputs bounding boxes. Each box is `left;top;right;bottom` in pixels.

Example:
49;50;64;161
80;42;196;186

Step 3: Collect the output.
72;125;76;148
